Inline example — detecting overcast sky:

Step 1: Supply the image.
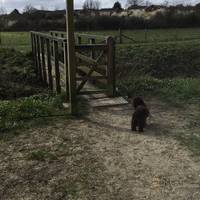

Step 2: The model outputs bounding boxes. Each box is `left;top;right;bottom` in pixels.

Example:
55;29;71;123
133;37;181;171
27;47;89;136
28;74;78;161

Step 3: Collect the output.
0;0;199;13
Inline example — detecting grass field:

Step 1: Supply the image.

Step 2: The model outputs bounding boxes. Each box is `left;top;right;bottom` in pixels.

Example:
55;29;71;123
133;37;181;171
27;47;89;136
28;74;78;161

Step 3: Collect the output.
0;32;31;52
1;28;200;52
85;28;200;43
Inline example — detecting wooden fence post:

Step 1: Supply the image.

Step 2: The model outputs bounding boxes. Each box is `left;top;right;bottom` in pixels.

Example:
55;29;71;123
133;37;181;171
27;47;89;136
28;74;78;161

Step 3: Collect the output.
32;33;38;73
41;36;47;83
64;42;69;99
46;38;53;90
107;37;116;97
53;40;61;94
78;36;82;45
90;38;95;59
66;0;77;115
36;35;42;79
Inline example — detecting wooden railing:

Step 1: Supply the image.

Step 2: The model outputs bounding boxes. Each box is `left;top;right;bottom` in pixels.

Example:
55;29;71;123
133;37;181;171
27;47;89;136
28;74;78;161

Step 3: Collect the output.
30;31;116;112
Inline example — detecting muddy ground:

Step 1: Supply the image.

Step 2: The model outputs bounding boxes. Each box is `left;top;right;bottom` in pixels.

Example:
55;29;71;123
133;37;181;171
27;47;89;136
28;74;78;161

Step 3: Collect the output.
0;100;200;200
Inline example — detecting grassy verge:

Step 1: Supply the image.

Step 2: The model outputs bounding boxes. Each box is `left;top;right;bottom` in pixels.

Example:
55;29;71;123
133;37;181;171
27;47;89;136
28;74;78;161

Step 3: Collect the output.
0;94;68;134
0;32;31;52
0;48;69;134
118;77;200;105
116;40;200;101
0;48;44;99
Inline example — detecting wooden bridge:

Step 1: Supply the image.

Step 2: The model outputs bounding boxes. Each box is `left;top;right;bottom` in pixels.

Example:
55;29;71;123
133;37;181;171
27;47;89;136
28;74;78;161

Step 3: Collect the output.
30;31;121;114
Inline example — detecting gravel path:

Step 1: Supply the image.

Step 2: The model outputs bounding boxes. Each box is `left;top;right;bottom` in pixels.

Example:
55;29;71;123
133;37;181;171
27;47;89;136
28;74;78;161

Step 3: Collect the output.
0;101;200;199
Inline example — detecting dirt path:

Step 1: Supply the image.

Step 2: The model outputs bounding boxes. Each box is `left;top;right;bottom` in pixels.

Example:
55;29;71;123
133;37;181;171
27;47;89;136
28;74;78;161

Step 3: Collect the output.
0;100;200;200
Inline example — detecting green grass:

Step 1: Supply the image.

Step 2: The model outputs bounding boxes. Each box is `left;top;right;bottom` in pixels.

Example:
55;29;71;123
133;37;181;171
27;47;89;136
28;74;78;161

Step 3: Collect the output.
0;32;31;52
116;40;200;103
0;94;68;133
0;48;44;99
84;27;200;43
1;28;200;52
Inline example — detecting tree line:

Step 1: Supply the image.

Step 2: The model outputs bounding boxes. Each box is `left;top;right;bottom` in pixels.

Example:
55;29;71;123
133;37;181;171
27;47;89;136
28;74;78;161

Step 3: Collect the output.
1;1;200;31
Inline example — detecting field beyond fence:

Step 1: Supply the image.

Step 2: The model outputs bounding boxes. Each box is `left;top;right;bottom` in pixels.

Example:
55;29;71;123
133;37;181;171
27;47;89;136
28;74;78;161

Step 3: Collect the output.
1;28;200;52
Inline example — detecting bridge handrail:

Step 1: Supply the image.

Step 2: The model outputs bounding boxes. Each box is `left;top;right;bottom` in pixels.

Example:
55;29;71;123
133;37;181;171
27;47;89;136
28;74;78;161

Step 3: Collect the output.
49;31;108;41
30;31;67;42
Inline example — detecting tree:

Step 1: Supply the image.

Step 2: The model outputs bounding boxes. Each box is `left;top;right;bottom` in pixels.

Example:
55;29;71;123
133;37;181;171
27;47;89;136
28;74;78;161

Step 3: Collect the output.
145;1;152;7
113;1;123;10
162;0;169;7
23;4;37;14
83;0;101;10
126;0;144;7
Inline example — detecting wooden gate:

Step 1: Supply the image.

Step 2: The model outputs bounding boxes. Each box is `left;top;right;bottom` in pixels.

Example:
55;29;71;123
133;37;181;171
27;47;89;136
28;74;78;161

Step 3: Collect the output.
30;31;116;112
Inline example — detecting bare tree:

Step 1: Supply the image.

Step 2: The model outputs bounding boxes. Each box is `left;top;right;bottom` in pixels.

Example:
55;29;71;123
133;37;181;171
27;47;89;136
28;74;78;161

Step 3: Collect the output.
145;1;152;7
23;4;37;14
83;0;101;10
40;5;48;11
162;0;169;7
126;0;144;7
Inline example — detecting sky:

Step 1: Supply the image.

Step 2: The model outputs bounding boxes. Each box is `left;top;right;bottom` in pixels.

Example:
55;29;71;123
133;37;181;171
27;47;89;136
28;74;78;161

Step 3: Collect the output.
0;0;199;13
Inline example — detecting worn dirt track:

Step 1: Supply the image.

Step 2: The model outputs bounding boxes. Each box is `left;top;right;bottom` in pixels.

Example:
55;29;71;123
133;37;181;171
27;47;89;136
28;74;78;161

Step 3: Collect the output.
0;100;200;200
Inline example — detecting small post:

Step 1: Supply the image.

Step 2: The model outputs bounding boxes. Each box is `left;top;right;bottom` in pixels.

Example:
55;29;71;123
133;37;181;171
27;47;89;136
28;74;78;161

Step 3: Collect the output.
66;0;77;114
53;40;61;94
46;38;53;90
41;36;47;83
107;37;116;97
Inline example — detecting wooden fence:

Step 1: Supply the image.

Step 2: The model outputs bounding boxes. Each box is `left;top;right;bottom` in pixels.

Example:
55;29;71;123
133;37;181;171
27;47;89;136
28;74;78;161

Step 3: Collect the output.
30;31;116;113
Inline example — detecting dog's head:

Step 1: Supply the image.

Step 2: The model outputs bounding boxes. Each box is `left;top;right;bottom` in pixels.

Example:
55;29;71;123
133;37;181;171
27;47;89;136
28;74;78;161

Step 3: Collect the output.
132;97;146;109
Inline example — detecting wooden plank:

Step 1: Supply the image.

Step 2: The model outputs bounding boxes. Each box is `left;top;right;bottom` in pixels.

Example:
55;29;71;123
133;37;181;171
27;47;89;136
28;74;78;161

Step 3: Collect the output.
77;65;106;76
32;33;38;73
41;36;47;83
75;44;107;51
36;35;42;79
79;90;106;95
53;40;61;94
89;97;128;108
76;52;98;65
50;31;107;40
107;37;116;97
66;0;77;114
31;31;66;42
63;42;69;98
90;38;95;59
77;68;94;92
46;38;53;90
76;76;107;81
